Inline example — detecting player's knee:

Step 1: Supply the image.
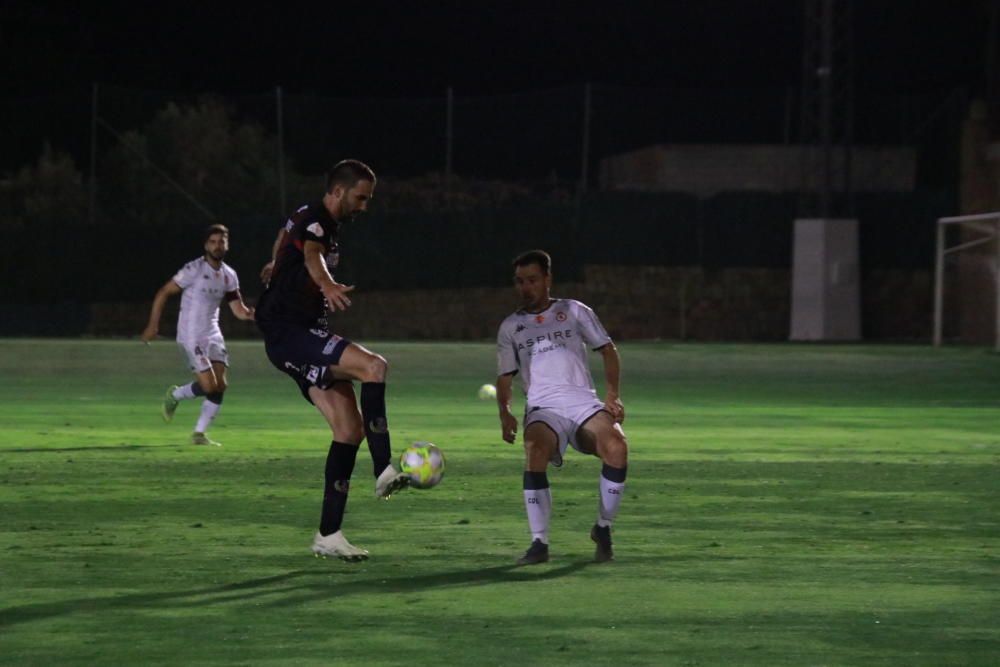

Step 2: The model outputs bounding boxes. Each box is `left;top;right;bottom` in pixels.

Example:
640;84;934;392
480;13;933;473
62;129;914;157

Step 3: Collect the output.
338;424;365;445
215;378;228;393
602;433;628;467
362;354;387;383
523;439;553;468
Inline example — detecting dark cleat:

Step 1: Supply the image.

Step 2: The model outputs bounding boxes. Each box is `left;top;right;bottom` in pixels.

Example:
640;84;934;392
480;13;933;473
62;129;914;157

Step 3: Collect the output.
591;524;614;562
516;539;550;565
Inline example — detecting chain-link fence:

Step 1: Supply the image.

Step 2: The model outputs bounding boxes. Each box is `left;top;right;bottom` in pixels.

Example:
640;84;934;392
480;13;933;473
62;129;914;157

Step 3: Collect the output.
0;82;965;337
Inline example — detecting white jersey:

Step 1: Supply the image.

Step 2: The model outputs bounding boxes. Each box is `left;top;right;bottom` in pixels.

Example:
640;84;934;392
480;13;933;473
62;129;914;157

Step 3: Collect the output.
171;257;241;343
496;298;612;408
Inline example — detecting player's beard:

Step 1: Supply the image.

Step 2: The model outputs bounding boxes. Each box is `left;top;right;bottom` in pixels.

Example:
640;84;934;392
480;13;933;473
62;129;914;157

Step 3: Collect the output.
522;292;544;311
208;249;227;261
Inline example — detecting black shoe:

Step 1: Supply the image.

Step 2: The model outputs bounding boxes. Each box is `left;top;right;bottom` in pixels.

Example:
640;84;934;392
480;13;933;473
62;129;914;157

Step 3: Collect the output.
591;524;614;562
516;539;550;565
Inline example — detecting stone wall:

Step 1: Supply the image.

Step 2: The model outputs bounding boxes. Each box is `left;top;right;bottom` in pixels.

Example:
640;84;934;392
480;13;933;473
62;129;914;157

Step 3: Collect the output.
599;144;917;196
87;264;933;342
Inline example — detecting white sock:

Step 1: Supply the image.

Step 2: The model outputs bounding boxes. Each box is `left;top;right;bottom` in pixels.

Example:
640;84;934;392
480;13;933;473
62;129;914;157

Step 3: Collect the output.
597;471;626;528
194;399;221;434
523;487;552;543
173;383;200;400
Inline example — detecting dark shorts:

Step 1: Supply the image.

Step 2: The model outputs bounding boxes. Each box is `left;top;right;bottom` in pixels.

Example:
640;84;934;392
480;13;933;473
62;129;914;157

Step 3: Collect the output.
259;322;352;403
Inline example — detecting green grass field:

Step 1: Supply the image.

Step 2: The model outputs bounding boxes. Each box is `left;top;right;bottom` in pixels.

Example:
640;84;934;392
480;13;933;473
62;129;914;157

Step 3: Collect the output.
1;339;998;665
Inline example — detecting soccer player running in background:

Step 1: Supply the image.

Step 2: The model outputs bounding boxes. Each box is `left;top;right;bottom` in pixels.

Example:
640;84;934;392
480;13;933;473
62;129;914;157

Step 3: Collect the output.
255;159;408;562
141;224;255;446
495;249;629;565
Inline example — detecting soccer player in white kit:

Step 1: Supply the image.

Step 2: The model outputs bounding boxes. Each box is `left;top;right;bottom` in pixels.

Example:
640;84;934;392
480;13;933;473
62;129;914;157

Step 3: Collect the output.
141;225;255;446
495;250;629;565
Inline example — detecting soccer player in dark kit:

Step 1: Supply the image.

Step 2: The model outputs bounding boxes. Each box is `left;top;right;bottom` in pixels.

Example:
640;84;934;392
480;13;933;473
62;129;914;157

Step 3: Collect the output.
255;159;408;561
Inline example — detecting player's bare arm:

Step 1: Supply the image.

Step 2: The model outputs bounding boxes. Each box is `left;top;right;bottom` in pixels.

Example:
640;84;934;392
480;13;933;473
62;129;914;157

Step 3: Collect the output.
260;227;288;284
141;279;182;342
599;342;625;423
303;239;354;311
496;373;519;443
227;291;255;321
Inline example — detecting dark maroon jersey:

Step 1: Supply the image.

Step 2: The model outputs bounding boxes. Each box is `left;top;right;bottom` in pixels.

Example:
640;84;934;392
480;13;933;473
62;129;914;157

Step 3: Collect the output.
256;202;341;327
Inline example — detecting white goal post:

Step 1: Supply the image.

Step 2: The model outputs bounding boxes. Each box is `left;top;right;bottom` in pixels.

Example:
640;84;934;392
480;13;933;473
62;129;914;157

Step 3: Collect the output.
933;211;1000;350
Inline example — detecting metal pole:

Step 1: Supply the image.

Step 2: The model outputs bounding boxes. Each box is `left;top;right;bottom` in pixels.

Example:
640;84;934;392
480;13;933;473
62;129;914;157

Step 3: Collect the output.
995;220;1000;351
844;0;855;215
819;0;833;219
89;82;98;224
579;82;592;197
276;86;287;217
445;86;453;207
933;220;944;346
783;87;793;145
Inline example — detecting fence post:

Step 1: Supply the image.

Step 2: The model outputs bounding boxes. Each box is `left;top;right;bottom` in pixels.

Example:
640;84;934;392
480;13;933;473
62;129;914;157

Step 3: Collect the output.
445;86;454;208
579;82;592;199
276;85;287;218
89;82;99;224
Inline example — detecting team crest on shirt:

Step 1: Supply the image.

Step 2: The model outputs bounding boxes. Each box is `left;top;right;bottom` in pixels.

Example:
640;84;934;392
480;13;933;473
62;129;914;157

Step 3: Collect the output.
307;222;325;237
535;315;545;324
556;311;567;322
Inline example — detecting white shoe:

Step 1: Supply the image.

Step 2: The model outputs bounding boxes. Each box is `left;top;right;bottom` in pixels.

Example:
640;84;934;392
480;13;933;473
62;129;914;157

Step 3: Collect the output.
311;530;369;561
375;464;410;499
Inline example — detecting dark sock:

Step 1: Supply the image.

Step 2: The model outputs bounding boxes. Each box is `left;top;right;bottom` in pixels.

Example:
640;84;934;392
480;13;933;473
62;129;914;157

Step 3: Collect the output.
190;382;206;397
320;441;360;536
523;470;550;490
601;463;627;483
360;382;391;477
205;392;223;405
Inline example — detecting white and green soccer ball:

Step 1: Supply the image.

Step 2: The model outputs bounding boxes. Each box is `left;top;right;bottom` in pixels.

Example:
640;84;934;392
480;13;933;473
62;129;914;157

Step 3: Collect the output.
477;383;497;400
398;442;446;489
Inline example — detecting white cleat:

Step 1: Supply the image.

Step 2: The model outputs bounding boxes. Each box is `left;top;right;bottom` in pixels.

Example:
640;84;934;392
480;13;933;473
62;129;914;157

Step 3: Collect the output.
374;464;410;499
311;530;369;562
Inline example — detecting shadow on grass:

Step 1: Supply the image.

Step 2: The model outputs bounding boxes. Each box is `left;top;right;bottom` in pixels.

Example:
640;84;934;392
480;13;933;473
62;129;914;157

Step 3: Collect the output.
0;560;592;628
2;445;174;453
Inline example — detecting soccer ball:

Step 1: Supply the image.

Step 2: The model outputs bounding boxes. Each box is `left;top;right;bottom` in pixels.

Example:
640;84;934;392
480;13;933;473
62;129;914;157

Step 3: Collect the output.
477;383;497;400
398;442;446;489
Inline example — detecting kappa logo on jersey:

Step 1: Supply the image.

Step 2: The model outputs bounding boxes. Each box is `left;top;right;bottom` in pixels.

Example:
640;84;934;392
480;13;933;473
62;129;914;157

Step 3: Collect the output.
515;323;526;333
307;222;325;237
556;311;567;322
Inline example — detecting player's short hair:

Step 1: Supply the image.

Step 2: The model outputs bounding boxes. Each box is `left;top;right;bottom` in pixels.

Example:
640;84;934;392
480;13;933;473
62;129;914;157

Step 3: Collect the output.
326;159;376;193
205;224;229;241
512;249;552;275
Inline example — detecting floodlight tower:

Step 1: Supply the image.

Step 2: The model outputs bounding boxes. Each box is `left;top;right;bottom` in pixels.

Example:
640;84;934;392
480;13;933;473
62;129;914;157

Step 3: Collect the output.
790;0;860;341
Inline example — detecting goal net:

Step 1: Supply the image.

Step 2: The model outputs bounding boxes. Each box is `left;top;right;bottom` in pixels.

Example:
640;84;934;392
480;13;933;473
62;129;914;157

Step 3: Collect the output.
933;212;1000;350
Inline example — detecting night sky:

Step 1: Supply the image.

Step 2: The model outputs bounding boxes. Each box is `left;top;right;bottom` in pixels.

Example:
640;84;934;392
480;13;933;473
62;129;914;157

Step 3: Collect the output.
2;1;992;98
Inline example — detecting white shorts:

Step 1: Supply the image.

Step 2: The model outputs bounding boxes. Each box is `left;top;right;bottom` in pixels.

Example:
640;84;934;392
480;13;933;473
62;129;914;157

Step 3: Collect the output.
524;396;606;467
177;335;229;373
